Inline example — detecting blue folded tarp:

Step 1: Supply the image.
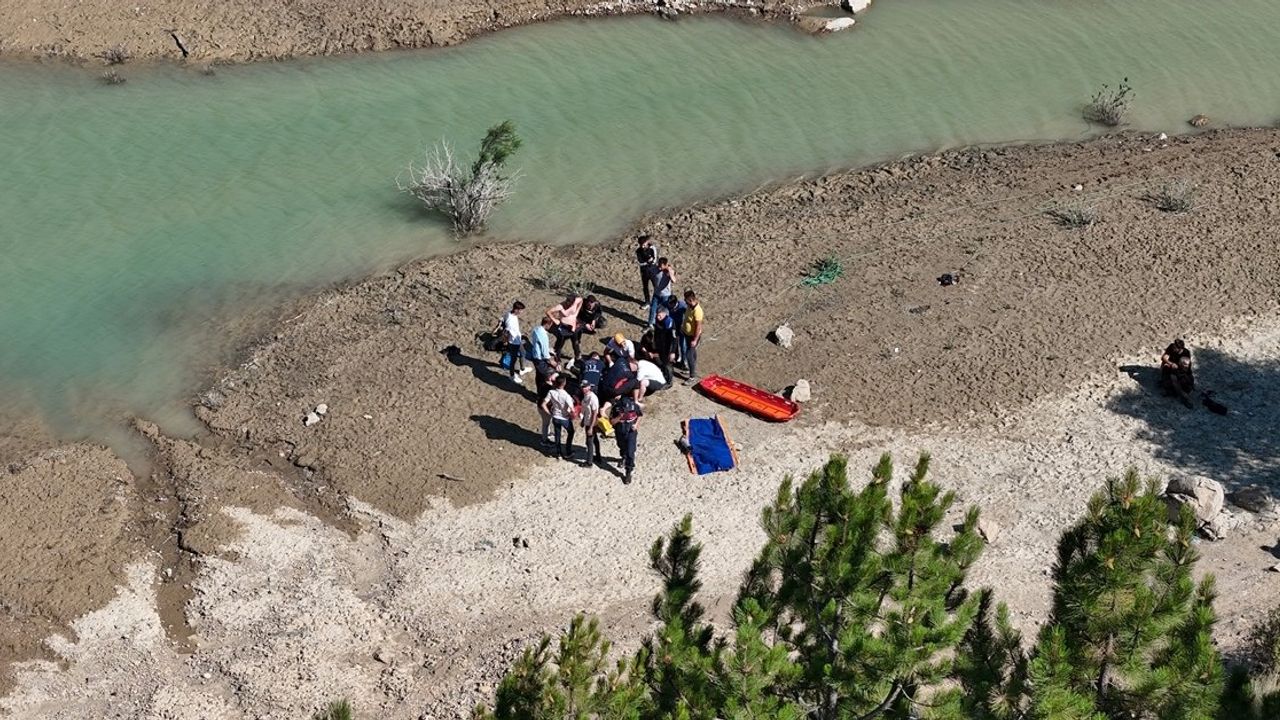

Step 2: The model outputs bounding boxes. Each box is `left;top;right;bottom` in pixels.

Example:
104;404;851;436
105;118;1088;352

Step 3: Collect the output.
685;417;738;475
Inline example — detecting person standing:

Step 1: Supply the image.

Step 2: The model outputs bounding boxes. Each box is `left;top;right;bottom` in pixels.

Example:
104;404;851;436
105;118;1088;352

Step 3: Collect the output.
540;375;578;459
530;316;558;379
579;383;603;466
635;235;658;306
680;290;704;384
546;295;584;360
608;394;643;484
665;295;687;370
653;304;676;381
646;257;676;328
501;301;529;382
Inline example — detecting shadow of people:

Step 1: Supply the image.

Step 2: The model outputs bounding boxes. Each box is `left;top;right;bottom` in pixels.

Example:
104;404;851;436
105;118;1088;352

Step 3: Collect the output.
1108;349;1280;492
445;348;537;402
471;414;544;451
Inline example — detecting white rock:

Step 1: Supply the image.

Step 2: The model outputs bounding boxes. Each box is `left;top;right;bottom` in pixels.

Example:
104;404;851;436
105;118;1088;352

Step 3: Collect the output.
977;517;1001;543
791;379;812;403
1157;132;1169;140
774;324;794;349
1164;475;1224;525
315;403;328;416
1072;183;1084;191
823;17;856;32
841;0;872;12
304;411;322;427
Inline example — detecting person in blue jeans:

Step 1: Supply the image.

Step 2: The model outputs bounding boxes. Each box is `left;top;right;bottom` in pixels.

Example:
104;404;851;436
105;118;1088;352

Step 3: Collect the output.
646;257;676;328
540;375;577;459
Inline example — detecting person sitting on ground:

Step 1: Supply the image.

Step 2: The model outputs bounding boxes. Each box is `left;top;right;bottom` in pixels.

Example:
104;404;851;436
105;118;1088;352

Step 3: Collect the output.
579;383;603;467
579;295;606;334
577;351;605;395
1160;344;1195;407
540;375;578;460
606;332;635;361
634;358;670;399
500;301;529;382
546;294;584;360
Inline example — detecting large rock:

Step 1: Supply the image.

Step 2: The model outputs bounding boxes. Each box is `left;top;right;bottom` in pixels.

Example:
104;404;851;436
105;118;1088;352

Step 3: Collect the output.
790;379;812;403
977;516;1001;544
841;0;872;12
1164;475;1224;526
823;17;857;32
1189;114;1210;128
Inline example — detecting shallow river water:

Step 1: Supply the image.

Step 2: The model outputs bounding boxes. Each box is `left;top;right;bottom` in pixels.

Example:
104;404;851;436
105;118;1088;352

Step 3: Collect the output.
1;0;1279;449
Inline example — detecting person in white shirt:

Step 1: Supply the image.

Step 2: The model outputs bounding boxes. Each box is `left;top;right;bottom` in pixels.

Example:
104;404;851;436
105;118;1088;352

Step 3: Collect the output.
579;383;602;466
539;375;578;459
500;301;530;382
634;359;669;399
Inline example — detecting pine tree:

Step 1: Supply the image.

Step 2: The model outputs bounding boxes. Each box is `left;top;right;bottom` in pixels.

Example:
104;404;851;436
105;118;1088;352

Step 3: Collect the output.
639;514;722;720
950;590;1030;720
736;453;985;719
474;615;644;720
1026;468;1224;720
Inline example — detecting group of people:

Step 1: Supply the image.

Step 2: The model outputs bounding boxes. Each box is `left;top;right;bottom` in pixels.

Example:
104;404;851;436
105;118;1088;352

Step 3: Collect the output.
492;235;706;484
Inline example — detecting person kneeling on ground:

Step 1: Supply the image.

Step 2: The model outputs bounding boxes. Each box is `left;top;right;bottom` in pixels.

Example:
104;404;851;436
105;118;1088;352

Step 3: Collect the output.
607;394;643;484
541;375;578;459
600;352;639;404
635;358;670;399
576;351;605;395
1160;338;1195;407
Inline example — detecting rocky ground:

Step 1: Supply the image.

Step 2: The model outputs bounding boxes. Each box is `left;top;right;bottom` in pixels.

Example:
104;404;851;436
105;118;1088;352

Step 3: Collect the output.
0;0;825;63
4;128;1280;716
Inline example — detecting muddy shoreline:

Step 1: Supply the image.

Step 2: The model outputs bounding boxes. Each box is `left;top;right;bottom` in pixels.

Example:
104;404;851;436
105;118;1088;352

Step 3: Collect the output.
0;0;826;64
4;127;1280;712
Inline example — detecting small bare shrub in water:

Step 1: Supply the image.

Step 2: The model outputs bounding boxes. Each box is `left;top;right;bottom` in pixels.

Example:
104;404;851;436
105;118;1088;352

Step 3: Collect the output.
1083;77;1133;126
96;44;130;65
398;120;522;235
100;70;127;86
1148;177;1197;213
1047;199;1100;229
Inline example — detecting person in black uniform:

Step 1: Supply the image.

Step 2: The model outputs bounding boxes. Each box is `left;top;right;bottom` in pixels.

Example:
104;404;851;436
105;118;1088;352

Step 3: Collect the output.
608;394;643;484
635;235;658;306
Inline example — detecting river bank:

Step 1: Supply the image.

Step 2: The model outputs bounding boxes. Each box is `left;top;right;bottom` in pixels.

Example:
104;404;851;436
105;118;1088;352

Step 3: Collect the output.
4;128;1280;714
0;0;822;63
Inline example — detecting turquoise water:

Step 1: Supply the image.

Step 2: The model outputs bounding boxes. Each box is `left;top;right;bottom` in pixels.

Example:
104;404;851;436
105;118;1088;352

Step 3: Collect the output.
2;0;1279;450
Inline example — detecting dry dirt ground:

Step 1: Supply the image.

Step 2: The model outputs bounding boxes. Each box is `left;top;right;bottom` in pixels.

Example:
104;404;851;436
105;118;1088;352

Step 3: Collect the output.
4;129;1280;717
0;0;820;62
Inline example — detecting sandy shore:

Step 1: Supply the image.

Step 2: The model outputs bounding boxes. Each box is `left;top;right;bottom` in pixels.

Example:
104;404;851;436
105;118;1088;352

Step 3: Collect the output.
0;0;822;63
4;128;1280;714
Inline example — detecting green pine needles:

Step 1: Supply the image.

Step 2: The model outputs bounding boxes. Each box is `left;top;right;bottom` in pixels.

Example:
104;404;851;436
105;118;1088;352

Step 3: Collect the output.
472;456;1280;720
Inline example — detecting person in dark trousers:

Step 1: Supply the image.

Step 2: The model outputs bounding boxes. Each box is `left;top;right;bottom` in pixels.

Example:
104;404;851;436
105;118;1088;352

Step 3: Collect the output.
1160;339;1195;407
579;383;603;466
607;394;643;484
499;301;529;382
665;295;686;369
579;295;606;335
646;257;676;328
577;351;605;394
635;235;658;306
680;289;704;383
653;304;677;381
546;295;584;360
541;375;578;459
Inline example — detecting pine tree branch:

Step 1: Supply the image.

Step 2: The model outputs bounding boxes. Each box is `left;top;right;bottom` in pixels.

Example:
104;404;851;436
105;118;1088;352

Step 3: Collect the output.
851;681;903;720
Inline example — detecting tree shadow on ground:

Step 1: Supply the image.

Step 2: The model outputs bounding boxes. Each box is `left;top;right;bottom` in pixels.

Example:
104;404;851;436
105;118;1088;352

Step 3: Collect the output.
1110;348;1280;492
445;349;537;402
588;284;649;327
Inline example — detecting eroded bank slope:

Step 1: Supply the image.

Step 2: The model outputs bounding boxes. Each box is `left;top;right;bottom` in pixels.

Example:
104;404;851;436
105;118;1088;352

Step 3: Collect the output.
0;0;819;62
